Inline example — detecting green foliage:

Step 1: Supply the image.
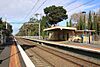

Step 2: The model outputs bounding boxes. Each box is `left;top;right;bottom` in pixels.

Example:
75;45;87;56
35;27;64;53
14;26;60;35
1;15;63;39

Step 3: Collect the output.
71;13;84;22
71;10;100;35
77;16;85;30
0;18;12;36
69;19;72;27
44;5;68;25
5;23;13;36
66;19;72;27
93;12;100;35
66;21;69;27
88;11;93;30
40;16;48;37
17;17;41;36
0;18;4;30
92;12;97;31
17;16;49;38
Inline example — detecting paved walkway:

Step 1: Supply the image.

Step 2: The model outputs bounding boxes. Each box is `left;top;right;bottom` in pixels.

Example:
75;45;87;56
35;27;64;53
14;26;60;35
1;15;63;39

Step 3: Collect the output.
0;41;23;67
0;44;11;67
9;43;21;67
25;38;100;53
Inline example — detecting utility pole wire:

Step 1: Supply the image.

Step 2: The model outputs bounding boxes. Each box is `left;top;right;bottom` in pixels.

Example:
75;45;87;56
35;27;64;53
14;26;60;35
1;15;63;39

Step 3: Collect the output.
64;0;78;7
11;0;76;24
68;0;95;12
35;0;48;13
22;0;40;21
30;0;48;17
8;0;96;24
23;0;48;22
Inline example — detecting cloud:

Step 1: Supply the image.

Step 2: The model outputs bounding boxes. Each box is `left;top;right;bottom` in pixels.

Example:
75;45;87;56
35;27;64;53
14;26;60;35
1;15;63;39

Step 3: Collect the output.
0;0;36;21
0;0;99;34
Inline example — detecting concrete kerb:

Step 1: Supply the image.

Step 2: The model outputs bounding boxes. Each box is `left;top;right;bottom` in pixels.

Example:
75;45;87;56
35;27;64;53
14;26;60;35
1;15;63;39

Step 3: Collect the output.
14;38;35;67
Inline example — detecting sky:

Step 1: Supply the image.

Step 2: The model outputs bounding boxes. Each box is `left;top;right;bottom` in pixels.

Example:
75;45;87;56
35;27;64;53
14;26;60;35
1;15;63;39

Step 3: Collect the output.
0;0;100;35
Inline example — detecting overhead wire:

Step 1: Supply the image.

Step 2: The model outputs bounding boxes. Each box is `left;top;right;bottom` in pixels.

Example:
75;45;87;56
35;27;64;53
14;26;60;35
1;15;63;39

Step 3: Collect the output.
9;0;40;24
22;0;40;21
10;0;48;24
68;0;95;12
34;0;48;13
64;0;78;7
9;0;96;24
29;0;48;18
10;0;77;24
27;0;80;22
85;2;100;11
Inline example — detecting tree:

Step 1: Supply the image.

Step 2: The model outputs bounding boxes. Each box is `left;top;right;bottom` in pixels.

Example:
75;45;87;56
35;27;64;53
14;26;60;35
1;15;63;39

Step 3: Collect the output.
96;9;100;35
69;19;72;27
66;21;69;27
88;11;93;30
44;5;68;25
0;18;4;30
76;16;85;30
71;13;84;23
66;19;72;27
16;17;40;36
29;17;37;23
0;18;12;36
92;12;97;32
71;10;100;35
5;23;13;36
40;16;48;38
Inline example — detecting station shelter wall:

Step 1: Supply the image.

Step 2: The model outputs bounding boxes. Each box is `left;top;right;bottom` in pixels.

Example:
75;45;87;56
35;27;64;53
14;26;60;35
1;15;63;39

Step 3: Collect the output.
48;30;75;41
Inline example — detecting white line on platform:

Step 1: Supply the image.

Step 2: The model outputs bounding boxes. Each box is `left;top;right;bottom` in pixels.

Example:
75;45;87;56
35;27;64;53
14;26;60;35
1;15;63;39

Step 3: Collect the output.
15;39;35;67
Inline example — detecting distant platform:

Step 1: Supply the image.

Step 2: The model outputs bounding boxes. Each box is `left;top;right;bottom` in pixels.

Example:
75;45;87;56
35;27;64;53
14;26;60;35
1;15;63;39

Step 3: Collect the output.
24;37;100;53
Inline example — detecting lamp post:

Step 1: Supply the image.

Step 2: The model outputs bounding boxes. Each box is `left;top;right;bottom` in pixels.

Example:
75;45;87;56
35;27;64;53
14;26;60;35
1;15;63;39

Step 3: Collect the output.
82;11;86;43
82;11;86;30
35;13;42;39
82;11;91;44
25;22;41;39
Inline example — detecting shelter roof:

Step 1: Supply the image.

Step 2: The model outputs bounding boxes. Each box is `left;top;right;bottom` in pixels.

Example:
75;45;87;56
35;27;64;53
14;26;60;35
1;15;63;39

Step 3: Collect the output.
76;30;95;32
43;26;77;31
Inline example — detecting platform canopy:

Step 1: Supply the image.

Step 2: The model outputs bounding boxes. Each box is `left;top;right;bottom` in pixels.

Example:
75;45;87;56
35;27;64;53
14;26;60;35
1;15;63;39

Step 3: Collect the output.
43;26;77;31
76;30;95;32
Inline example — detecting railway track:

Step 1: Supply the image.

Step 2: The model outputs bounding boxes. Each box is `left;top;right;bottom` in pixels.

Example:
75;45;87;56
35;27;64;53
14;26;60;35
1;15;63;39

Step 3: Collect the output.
37;44;100;67
28;48;55;67
16;38;100;67
16;38;54;67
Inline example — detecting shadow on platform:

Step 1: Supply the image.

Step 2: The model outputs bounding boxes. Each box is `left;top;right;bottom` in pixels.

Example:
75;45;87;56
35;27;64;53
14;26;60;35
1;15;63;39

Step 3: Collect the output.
21;44;36;51
0;38;16;64
0;45;5;51
0;50;20;64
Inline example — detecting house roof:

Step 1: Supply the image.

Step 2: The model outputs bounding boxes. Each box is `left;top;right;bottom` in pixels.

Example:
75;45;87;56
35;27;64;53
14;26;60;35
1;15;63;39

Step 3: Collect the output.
43;26;77;31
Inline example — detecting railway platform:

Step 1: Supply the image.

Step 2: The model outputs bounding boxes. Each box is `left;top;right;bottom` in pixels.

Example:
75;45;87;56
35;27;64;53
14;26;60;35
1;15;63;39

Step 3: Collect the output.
0;42;22;67
24;37;100;53
16;37;100;67
0;39;35;67
0;37;100;67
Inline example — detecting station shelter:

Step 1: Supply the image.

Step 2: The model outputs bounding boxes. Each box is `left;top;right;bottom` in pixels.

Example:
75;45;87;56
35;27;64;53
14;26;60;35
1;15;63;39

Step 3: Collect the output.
43;26;95;43
43;26;76;41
